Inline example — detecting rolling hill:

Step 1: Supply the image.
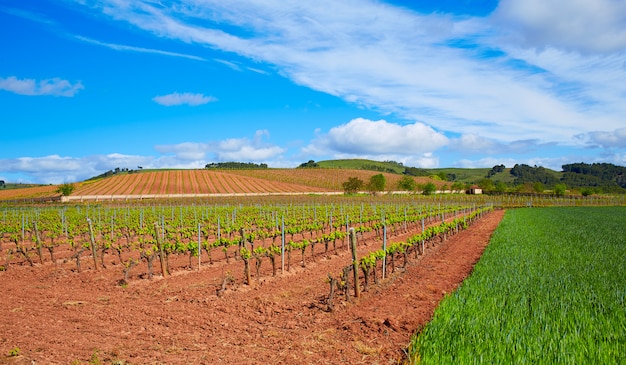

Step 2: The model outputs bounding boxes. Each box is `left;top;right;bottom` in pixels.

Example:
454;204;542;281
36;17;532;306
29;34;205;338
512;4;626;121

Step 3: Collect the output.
0;167;444;201
4;159;621;201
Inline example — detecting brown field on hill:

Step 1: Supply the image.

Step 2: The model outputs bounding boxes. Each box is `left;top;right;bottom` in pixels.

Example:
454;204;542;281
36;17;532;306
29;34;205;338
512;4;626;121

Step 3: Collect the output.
0;185;59;200
0;169;445;200
224;168;442;191
73;169;335;196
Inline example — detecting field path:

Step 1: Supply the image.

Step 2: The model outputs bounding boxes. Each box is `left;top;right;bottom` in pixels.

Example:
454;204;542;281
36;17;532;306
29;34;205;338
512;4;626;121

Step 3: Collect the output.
0;211;504;364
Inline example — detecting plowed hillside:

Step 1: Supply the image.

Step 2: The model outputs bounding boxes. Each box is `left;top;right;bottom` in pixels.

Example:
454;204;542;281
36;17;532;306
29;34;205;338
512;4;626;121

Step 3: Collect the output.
224;168;441;191
0;169;445;200
72;169;333;196
0;185;59;200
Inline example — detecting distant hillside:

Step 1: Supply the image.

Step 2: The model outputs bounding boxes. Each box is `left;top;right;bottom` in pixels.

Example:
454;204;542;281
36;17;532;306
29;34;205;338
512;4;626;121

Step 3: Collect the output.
298;159;626;193
311;159;407;174
72;169;332;196
2;160;623;201
305;159;515;184
561;163;626;192
226;168;440;191
425;168;507;184
0;168;446;201
0;184;59;200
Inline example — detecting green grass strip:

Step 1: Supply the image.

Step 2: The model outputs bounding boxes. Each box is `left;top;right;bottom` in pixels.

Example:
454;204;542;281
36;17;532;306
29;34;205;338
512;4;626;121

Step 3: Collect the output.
408;207;626;364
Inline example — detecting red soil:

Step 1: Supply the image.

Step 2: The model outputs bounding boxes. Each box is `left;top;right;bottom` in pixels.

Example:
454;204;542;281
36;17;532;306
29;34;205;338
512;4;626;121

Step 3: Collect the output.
0;169;448;201
0;210;504;365
0;185;59;200
72;170;334;197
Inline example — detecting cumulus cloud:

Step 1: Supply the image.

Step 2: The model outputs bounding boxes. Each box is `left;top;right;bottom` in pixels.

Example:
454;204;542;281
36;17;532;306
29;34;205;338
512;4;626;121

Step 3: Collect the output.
214;130;285;161
1;130;289;183
492;0;626;54
0;76;83;96
450;134;501;154
0;154;151;184
155;130;284;163
299;118;445;168
450;134;556;155
577;127;626;149
152;92;217;106
154;142;209;160
302;118;448;163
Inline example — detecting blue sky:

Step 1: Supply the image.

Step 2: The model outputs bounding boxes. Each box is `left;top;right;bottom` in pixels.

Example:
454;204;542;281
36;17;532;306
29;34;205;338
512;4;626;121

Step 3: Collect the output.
1;0;625;184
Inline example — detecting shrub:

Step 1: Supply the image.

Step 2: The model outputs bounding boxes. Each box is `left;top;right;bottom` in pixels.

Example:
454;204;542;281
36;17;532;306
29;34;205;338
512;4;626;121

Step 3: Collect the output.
56;183;75;196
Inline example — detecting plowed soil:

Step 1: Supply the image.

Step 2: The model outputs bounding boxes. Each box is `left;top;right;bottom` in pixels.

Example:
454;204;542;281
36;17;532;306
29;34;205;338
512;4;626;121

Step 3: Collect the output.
0;210;504;365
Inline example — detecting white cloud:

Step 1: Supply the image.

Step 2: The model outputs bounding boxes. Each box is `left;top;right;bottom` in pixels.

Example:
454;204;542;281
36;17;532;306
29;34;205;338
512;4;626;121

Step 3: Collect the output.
451;134;501;154
214;130;285;161
492;0;626;54
216;145;284;162
155;130;284;163
154;142;209;160
0;129;287;183
214;59;241;71
5;155;83;172
0;154;151;184
0;76;83;96
78;0;626;151
303;118;448;157
152;92;217;106
578;127;626;149
450;134;556;156
75;35;206;61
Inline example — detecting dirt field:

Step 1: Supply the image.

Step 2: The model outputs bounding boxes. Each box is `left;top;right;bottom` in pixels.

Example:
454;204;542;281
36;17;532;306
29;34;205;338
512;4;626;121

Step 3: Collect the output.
0;210;504;365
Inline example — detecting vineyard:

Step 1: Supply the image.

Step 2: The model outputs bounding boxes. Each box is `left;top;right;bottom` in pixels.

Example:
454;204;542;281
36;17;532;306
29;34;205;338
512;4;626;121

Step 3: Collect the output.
0;196;490;283
1;184;625;363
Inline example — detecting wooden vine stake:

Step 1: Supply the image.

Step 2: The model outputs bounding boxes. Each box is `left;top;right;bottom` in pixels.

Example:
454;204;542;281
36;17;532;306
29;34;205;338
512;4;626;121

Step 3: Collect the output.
349;228;360;299
87;218;99;271
154;223;169;277
327;273;337;312
33;221;44;264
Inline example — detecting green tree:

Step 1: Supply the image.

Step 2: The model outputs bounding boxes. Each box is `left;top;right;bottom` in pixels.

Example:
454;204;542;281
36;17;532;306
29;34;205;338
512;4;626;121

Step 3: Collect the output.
580;187;594;197
56;183;75;196
533;182;545;193
422;182;437;195
397;175;417;192
516;182;535;193
367;174;386;193
494;181;508;193
297;160;319;168
554;183;567;196
342;177;364;194
478;178;495;192
451;181;465;192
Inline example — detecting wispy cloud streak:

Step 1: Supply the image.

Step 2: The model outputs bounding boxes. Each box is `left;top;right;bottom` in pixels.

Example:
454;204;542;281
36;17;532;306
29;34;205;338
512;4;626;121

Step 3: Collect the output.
0;76;83;96
73;0;626;149
75;35;206;61
152;92;217;106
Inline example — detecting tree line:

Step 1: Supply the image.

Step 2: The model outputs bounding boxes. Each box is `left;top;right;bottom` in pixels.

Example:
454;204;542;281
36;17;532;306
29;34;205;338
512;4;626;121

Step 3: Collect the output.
205;162;268;169
507;163;626;194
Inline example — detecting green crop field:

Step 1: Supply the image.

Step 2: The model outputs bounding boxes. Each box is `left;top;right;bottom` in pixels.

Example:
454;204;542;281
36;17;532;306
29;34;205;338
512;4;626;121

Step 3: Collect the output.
408;206;626;364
